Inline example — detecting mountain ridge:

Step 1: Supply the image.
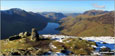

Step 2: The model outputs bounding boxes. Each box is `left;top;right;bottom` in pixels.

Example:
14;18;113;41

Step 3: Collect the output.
39;12;66;22
58;11;114;36
1;8;49;39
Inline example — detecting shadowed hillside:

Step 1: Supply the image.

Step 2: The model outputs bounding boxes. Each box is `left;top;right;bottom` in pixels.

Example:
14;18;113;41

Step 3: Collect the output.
1;8;48;39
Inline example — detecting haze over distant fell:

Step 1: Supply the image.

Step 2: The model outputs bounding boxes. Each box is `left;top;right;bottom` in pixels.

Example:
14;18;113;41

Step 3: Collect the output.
39;12;66;22
83;10;109;15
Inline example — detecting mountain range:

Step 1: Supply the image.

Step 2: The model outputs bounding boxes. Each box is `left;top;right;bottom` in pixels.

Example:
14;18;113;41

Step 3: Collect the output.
83;10;109;15
64;13;81;17
2;8;79;38
1;8;114;38
58;10;114;37
39;12;66;22
1;8;48;39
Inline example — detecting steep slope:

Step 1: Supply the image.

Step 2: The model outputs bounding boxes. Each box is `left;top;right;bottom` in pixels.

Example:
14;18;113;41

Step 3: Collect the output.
58;11;114;37
1;8;48;39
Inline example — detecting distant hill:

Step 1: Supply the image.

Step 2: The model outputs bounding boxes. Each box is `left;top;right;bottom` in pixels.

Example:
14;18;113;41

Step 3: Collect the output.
58;10;114;37
39;12;66;22
64;13;81;17
83;10;109;15
1;8;48;39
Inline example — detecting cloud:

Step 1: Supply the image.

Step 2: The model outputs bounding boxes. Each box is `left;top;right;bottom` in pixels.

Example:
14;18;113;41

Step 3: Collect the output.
92;3;105;9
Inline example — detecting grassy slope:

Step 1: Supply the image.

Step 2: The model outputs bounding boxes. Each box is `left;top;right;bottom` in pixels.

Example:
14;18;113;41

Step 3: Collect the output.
52;38;96;55
0;36;97;55
0;36;52;54
59;12;114;37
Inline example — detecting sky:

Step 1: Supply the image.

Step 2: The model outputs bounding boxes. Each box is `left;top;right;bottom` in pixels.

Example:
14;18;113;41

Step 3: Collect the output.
1;1;114;13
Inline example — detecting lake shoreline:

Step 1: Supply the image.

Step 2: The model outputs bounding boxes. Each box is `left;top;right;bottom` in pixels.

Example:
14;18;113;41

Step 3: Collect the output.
38;22;60;34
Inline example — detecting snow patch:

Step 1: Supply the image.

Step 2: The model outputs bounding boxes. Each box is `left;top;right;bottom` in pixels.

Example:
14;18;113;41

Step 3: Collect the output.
82;36;115;44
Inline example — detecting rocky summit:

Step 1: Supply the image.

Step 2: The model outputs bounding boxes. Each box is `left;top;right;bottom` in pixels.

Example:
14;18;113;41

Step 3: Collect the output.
8;28;40;41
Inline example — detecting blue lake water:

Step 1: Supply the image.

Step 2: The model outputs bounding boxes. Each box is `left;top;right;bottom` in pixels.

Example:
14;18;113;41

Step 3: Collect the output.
39;22;60;34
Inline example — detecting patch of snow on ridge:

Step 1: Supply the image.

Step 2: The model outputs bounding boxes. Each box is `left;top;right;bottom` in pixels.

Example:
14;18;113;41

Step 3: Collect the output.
91;45;97;48
100;46;106;48
42;34;76;39
82;36;115;44
42;35;114;44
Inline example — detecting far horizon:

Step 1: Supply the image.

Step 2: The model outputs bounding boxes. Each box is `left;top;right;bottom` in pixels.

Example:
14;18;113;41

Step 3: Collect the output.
1;1;114;13
1;8;113;14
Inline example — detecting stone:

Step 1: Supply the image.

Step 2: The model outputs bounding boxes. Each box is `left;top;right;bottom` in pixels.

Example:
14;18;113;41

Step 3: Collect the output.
9;35;21;41
99;46;111;52
19;32;24;38
11;52;21;55
30;28;39;41
78;38;82;40
27;47;36;51
24;32;31;37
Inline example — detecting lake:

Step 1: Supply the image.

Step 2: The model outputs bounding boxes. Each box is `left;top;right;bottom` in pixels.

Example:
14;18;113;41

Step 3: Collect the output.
38;22;60;34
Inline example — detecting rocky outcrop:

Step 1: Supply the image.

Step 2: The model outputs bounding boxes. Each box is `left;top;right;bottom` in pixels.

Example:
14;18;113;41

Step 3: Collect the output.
8;28;39;41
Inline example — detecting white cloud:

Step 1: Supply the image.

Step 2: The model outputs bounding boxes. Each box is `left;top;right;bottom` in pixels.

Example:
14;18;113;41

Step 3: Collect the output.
92;3;105;9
